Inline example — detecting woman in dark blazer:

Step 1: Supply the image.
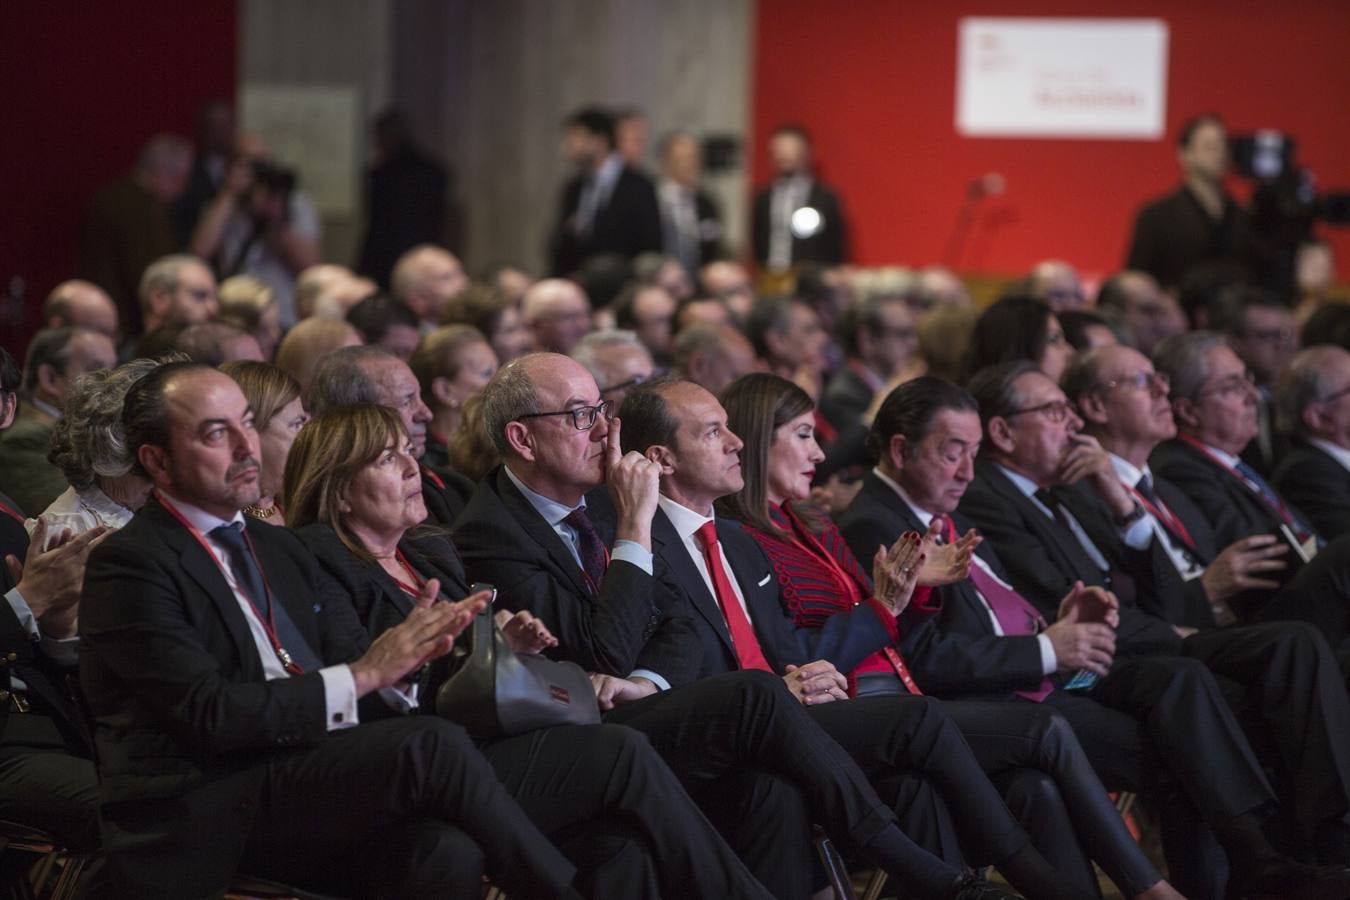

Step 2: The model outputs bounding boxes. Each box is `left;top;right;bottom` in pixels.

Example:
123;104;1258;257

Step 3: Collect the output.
719;373;1183;900
283;403;780;900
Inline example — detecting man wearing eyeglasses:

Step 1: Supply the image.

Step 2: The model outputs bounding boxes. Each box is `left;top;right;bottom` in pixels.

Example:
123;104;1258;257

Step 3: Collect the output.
137;254;220;336
1212;286;1298;477
1151;332;1323;552
1053;344;1350;868
1272;346;1350;542
572;329;656;409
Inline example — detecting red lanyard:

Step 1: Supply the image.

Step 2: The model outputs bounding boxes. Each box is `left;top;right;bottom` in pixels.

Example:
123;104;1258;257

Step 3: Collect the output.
420;464;446;491
0;498;22;525
1123;482;1198;554
157;491;304;675
392;549;425;597
1177;434;1299;530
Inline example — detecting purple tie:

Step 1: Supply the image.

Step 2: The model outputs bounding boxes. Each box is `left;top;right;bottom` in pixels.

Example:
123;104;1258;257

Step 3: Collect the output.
563;507;608;593
937;516;1052;702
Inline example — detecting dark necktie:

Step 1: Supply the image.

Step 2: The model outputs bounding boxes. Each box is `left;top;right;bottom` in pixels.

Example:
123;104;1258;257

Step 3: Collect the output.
563;508;608;593
1233;459;1320;546
694;522;773;672
211;523;322;674
935;515;1051;702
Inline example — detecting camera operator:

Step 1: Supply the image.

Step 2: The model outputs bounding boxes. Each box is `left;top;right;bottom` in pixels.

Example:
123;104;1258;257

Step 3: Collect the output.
1125;114;1258;292
190;133;320;329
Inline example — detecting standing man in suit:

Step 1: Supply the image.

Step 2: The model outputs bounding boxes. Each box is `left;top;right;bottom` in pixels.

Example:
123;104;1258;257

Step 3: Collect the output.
79;361;611;898
1151;331;1323;551
841;375;1350;898
452;352;1030;900
549;107;662;278
752;124;848;272
1274;345;1350;540
656;131;724;277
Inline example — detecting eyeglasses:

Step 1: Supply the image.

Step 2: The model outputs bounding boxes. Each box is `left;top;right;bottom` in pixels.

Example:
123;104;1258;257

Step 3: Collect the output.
1244;327;1294;344
1101;371;1170;393
516;399;614;431
1319;384;1350;405
1006;400;1074;423
1196;370;1256;399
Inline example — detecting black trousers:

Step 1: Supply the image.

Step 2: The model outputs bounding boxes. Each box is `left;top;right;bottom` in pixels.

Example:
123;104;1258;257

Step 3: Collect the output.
604;670;964;899
1182;621;1350;850
238;716;771;900
1045;654;1277;900
0;745;99;852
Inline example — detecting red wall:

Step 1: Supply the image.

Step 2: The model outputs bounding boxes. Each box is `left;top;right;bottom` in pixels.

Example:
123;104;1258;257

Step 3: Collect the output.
752;0;1350;280
0;4;237;355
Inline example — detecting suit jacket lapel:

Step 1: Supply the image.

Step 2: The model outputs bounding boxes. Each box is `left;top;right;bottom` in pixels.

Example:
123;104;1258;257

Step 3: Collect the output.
651;508;736;656
147;501;263;678
984;465;1100;583
495;469;593;600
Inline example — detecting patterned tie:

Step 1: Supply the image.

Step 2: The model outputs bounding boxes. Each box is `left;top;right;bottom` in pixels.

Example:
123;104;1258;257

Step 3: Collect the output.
563;508;608;593
694;522;774;672
210;523;322;673
1233;459;1320;546
935;516;1051;702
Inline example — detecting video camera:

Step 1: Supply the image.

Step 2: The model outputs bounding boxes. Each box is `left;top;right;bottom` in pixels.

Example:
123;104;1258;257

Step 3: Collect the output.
249;159;298;203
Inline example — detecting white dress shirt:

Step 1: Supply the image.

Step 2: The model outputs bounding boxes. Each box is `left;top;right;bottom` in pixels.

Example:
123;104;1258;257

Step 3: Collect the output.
158;492;359;730
657;495;754;624
1107;454;1203;581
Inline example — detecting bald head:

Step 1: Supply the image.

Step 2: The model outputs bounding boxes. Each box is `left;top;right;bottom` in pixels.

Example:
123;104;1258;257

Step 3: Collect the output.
391;245;468;324
522;279;591;354
274;318;364;392
1029;260;1086;312
674;323;760;396
296;264;355;320
44;280;118;336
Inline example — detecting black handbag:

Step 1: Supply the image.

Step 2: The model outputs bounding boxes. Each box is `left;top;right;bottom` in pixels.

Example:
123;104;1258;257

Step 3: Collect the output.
434;604;601;738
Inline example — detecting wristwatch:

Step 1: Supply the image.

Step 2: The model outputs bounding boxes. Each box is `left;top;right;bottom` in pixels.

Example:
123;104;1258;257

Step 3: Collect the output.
1114;501;1146;528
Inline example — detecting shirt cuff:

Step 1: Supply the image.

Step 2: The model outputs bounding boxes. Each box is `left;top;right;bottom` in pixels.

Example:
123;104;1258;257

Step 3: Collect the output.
1121;515;1153;550
1036;633;1058;676
379;683;419;713
320;665;360;730
39;633;79;668
4;588;39;642
611;541;652;575
627;669;670;692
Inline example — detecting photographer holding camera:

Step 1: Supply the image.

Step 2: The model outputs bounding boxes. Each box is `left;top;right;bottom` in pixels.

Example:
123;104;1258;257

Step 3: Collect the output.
190;133;320;330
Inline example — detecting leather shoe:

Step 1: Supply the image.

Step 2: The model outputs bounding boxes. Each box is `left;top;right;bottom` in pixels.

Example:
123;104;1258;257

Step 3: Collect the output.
1230;855;1350;900
948;869;1025;900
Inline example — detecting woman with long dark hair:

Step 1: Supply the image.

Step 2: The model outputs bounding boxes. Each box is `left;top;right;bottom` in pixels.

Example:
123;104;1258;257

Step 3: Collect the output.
719;372;1181;900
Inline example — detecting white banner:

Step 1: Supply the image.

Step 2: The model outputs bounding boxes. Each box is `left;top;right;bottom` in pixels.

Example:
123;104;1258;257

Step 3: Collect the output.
956;17;1169;140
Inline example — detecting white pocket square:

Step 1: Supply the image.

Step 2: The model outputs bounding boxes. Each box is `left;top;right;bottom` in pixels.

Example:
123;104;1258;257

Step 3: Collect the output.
757;573;772;587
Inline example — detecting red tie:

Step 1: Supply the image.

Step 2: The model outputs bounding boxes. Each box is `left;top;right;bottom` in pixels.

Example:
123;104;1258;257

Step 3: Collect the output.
695;521;774;672
935;516;1051;702
0;499;22;525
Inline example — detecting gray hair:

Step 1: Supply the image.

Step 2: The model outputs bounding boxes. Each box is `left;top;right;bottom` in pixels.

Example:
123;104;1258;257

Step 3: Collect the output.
1276;346;1348;437
138;254;202;309
1152;331;1227;401
967;360;1039;443
571;329;645;385
20;327;80;399
304;345;396;415
52;354;186;488
480;356;543;458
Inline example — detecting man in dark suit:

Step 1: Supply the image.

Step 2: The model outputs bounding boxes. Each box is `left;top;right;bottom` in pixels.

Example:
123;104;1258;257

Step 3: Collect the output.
656;131;724;276
0;349;104;852
752;124;848;271
549;108;662;277
1210;286;1296;477
1048;347;1350;861
844;373;1350;898
1151;331;1323;553
618;377;1176;900
305;346;475;526
1273;345;1350;540
81;361;706;899
452;352;1023;900
1125;114;1256;292
821;295;919;434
